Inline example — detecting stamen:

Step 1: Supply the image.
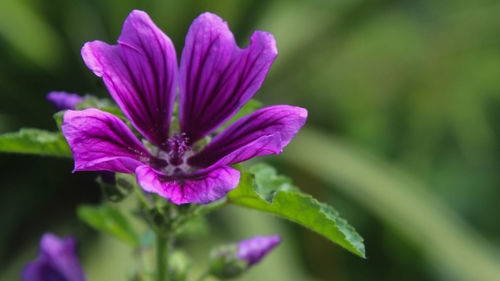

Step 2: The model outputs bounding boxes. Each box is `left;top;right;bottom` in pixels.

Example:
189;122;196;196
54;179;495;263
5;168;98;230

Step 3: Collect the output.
168;133;190;166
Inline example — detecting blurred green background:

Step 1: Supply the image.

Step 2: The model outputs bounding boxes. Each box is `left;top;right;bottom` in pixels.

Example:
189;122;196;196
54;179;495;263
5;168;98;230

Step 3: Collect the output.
1;0;500;280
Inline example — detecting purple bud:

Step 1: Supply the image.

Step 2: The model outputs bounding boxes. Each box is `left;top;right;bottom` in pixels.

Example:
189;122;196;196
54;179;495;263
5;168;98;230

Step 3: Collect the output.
46;91;84;111
22;233;86;281
235;235;281;266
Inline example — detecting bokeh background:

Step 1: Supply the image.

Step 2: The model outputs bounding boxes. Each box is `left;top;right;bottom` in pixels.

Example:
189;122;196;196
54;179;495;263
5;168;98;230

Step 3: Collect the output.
1;0;500;280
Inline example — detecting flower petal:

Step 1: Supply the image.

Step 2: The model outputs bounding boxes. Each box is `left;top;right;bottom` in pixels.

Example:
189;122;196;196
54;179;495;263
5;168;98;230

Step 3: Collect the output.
179;12;278;142
23;260;67;281
61;108;153;173
46;91;84;111
136;165;240;205
188;105;307;168
81;10;177;148
22;234;85;281
40;234;86;281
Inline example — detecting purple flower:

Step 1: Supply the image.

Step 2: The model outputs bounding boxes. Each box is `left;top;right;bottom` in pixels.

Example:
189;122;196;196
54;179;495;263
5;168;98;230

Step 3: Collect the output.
22;233;85;281
61;10;307;205
236;235;281;266
46;91;84;111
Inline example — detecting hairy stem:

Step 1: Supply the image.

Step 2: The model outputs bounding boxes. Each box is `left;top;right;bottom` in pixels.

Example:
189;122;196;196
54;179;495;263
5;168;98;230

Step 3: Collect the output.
156;234;169;281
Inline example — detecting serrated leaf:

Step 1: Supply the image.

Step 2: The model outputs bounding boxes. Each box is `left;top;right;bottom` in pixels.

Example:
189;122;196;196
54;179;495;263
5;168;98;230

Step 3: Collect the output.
249;164;299;202
77;204;140;247
217;99;262;132
0;128;71;157
228;164;365;258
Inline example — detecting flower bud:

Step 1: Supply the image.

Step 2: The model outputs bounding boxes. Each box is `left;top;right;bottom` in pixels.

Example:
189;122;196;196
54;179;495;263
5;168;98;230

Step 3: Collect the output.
235;235;281;266
209;235;281;279
46;91;84;111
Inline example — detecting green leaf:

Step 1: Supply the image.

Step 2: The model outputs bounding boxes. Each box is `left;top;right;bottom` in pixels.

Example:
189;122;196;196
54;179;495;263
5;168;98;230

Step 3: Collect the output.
76;97;127;120
75;96;114;110
77;204;140;247
249;164;300;202
228;163;365;258
217;99;262;132
74;97;139;136
53;97;127;132
53;111;65;130
0;128;71;157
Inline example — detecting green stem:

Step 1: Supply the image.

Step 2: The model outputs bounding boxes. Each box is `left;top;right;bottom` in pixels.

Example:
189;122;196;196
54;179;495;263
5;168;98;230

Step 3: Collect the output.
156;234;169;281
172;198;229;230
134;184;149;209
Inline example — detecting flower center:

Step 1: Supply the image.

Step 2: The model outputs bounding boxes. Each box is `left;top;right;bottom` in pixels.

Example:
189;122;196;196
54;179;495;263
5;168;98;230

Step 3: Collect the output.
167;133;190;166
147;133;199;176
150;133;196;176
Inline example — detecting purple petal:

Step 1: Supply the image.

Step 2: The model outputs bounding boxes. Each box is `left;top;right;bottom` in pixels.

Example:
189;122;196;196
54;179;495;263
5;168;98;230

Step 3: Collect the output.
61;108;153;173
236;235;281;266
179;12;278;142
23;260;68;281
188;105;307;168
81;10;177;148
46;91;84;111
22;233;85;281
135;165;240;205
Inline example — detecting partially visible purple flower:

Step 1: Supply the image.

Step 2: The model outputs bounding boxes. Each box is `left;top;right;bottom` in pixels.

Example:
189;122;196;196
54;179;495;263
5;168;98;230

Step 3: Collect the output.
46;91;84;111
46;92;116;187
61;10;307;205
236;235;281;266
22;233;85;281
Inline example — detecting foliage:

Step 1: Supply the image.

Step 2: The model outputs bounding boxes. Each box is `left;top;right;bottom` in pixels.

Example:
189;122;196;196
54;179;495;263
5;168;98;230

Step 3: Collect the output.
0;128;71;157
1;0;500;281
77;204;140;247
229;164;365;258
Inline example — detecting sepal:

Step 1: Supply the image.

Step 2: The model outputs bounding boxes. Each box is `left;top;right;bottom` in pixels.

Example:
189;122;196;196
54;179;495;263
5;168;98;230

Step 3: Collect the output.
208;244;247;279
98;172;134;202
